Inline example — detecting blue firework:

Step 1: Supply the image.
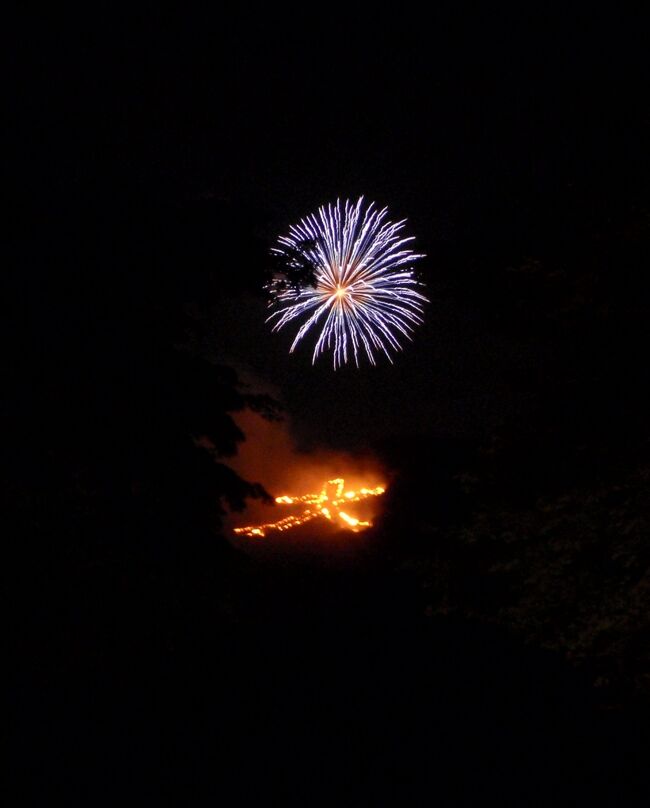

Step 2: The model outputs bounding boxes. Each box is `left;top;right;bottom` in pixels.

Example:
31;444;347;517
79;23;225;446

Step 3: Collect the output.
268;197;427;369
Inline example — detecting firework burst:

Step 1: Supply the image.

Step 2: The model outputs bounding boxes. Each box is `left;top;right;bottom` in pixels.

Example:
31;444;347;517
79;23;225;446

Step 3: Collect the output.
267;197;427;369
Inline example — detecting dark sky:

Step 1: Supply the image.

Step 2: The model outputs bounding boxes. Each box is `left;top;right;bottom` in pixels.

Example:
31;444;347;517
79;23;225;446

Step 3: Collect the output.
8;13;650;802
12;9;649;452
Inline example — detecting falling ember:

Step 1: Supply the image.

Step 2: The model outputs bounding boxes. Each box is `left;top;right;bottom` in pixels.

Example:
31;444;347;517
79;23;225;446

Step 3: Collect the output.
233;478;386;538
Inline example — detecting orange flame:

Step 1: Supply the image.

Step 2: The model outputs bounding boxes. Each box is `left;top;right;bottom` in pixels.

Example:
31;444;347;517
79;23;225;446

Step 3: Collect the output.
233;478;386;538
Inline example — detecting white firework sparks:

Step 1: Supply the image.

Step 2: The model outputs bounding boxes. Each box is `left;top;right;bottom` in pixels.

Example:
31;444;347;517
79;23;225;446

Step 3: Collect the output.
267;196;427;369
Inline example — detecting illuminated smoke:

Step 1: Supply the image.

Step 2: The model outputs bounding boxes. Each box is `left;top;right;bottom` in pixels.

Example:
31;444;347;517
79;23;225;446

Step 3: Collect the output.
225;410;387;540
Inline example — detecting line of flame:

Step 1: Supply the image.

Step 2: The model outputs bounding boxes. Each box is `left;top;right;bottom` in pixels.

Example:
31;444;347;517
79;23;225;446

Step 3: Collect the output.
233;478;385;538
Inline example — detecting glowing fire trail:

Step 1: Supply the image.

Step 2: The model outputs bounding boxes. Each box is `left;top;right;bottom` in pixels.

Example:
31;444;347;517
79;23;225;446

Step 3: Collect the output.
233;478;386;538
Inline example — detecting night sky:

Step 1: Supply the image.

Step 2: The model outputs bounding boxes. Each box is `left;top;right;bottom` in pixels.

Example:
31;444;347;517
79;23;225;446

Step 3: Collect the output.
8;9;650;804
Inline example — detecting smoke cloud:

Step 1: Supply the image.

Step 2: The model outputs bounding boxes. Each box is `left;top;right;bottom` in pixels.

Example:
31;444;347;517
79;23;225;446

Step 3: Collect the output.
224;408;388;543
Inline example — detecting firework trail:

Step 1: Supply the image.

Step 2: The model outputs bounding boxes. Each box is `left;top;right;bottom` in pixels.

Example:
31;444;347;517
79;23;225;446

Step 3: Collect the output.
268;197;427;369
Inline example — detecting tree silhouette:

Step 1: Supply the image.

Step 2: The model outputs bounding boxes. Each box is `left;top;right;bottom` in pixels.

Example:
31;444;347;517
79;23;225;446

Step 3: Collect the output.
6;175;278;674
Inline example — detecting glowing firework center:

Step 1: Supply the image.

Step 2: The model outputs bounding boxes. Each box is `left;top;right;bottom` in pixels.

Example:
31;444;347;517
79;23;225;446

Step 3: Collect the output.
268;197;427;369
233;478;385;538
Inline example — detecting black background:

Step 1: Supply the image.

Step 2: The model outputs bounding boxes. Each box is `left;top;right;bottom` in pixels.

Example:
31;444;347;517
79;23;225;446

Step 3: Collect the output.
7;8;650;804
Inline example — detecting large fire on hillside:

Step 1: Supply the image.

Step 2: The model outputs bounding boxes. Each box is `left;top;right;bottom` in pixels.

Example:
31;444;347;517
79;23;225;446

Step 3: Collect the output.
233;478;386;538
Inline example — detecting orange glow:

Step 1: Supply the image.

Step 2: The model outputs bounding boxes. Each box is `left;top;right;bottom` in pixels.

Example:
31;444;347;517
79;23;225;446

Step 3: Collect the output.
233;478;386;538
